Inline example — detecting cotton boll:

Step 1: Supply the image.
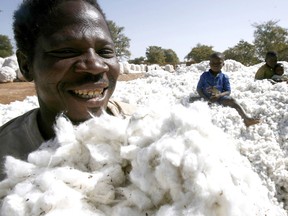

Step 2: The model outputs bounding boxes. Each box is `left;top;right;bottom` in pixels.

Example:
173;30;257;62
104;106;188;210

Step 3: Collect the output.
110;205;146;216
0;179;15;198
8;182;44;214
116;185;153;210
1;194;28;216
11;181;36;197
27;147;56;167
96;164;125;186
87;181;116;204
43;167;104;192
154;159;183;201
155;136;186;167
128;148;165;205
75;113;128;145
120;144;140;160
43;208;105;216
126;108;165;148
31;175;84;215
151;136;187;200
155;205;179;216
46;141;89;169
53;115;76;145
173;102;212;132
86;143;122;170
4;156;36;180
36;116;92;169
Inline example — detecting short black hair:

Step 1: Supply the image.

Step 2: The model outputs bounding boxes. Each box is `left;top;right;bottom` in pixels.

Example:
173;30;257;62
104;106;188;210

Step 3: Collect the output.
275;62;284;69
265;51;278;58
13;0;106;60
210;52;225;60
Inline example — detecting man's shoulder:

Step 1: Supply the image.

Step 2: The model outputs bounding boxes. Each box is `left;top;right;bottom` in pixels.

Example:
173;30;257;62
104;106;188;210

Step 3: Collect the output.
0;109;39;134
0;108;42;180
108;99;137;118
0;108;43;150
257;64;269;71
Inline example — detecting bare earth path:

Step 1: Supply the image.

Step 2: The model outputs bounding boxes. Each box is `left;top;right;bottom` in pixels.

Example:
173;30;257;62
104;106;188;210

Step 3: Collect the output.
0;73;145;105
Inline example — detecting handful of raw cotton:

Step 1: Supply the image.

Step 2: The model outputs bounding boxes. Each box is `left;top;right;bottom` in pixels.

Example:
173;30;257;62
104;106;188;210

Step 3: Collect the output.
0;103;286;216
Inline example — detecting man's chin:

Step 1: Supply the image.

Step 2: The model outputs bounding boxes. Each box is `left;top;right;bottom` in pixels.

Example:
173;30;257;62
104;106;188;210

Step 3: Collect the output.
66;108;105;124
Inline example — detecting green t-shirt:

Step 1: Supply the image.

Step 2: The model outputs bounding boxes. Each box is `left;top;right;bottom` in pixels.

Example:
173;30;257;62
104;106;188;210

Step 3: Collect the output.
255;64;274;80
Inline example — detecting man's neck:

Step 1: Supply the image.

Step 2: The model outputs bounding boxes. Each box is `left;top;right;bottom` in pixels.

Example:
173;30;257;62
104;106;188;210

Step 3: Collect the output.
37;109;56;141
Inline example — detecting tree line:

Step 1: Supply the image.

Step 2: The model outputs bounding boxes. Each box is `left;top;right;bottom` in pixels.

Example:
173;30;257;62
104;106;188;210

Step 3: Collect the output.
1;20;287;66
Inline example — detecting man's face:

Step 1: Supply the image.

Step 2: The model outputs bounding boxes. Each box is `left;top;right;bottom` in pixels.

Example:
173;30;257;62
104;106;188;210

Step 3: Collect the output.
266;56;277;68
209;57;224;73
30;1;119;123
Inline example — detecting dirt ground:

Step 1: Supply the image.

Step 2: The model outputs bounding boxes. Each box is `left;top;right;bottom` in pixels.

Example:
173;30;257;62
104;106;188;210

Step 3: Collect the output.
0;73;145;105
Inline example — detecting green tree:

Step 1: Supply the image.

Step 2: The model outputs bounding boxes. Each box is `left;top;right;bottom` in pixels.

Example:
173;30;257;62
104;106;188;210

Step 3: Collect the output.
128;56;146;64
163;49;179;66
145;46;166;65
186;44;214;63
223;40;260;66
253;20;288;60
0;35;13;58
107;20;131;60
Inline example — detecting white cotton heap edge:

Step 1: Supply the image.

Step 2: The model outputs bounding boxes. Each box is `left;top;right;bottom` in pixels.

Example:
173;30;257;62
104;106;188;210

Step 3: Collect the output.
0;102;287;216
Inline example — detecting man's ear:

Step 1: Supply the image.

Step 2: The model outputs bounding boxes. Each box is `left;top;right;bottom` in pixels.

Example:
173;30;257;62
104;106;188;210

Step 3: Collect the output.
16;50;33;81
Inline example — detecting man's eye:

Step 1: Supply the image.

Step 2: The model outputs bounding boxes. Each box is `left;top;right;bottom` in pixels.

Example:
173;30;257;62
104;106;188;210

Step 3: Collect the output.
47;49;80;58
98;49;116;58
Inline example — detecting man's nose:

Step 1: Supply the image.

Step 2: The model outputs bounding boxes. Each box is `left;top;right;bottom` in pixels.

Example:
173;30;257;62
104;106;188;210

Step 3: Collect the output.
75;49;109;74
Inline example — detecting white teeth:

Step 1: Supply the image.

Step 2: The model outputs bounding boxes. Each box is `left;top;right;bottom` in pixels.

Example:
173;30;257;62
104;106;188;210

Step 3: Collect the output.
73;89;103;98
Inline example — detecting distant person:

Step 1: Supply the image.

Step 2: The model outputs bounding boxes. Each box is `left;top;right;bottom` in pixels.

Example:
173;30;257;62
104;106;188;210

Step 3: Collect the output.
271;63;288;83
191;52;260;127
255;51;278;80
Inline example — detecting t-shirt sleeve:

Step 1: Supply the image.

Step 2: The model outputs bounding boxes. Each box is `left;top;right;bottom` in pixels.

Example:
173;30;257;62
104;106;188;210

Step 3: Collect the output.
255;66;265;80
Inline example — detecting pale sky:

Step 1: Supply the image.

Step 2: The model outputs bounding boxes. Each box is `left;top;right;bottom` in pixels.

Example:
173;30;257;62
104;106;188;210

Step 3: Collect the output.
1;0;288;60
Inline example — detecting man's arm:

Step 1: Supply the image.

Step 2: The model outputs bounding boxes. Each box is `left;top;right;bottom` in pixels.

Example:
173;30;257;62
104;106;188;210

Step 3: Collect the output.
255;66;266;80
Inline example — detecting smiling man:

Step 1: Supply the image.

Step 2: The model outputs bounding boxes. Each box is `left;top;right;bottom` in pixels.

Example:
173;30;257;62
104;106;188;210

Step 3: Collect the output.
0;0;135;180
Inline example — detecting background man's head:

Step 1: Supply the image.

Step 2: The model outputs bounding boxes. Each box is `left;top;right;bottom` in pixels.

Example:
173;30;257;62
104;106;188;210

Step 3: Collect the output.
265;51;278;68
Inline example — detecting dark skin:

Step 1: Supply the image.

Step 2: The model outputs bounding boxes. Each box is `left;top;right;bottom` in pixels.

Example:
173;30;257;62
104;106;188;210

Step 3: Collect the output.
17;1;119;140
206;57;230;103
196;55;260;127
265;55;277;68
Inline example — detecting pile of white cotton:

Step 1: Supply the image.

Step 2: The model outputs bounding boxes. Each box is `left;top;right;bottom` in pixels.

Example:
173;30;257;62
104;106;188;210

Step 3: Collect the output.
0;103;286;216
0;59;288;216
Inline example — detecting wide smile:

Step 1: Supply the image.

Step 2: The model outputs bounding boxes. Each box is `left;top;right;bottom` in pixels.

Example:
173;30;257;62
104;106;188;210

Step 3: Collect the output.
70;88;106;99
72;89;104;99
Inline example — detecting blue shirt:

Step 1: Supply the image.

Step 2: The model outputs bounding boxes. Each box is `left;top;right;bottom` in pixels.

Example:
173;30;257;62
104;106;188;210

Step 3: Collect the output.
197;70;231;98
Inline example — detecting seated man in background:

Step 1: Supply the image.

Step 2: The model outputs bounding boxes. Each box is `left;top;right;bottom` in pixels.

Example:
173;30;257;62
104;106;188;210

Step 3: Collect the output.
255;51;278;80
0;0;135;180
